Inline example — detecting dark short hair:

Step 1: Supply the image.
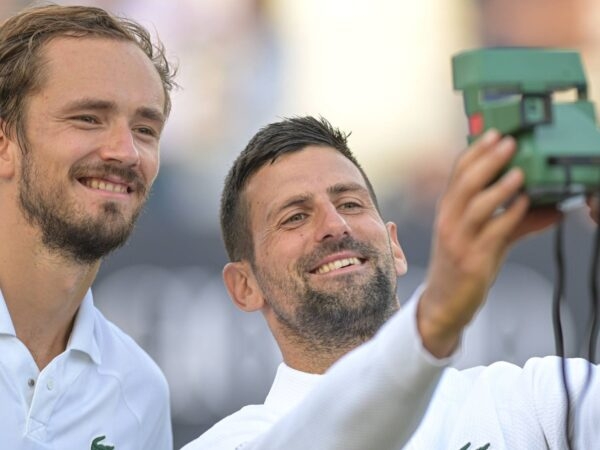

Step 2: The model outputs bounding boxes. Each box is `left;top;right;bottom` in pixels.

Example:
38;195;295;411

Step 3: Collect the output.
0;3;177;148
220;116;380;262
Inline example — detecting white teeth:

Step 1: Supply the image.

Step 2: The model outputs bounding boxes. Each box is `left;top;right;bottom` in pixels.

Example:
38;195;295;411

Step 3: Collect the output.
316;257;361;274
83;178;127;194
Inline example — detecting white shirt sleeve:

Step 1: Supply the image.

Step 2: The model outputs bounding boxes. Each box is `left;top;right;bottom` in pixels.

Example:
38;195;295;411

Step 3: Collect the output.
240;292;450;450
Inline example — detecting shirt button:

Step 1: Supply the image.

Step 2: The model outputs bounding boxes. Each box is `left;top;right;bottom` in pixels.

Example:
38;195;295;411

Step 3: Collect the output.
27;378;35;388
46;378;54;391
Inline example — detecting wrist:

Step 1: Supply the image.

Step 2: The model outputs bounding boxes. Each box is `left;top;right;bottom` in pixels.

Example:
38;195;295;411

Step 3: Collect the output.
416;289;464;358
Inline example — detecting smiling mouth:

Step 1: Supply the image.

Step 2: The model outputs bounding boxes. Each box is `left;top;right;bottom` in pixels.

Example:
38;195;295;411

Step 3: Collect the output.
313;257;364;274
79;177;131;194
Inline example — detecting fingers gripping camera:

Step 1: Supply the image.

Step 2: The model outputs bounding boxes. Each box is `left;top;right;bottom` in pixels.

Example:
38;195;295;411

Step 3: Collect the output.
452;48;600;206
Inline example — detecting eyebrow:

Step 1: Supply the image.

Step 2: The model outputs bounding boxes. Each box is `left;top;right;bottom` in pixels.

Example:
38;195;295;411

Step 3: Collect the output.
266;182;371;222
327;182;370;197
266;193;312;223
137;106;167;124
61;98;166;125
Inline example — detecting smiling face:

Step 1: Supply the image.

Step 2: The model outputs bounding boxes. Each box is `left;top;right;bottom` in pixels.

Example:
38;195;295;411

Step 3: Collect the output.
239;145;407;352
14;36;165;262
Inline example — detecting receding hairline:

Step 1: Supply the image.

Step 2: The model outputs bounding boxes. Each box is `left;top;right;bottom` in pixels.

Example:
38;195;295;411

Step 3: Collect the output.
220;116;380;263
34;35;168;114
240;144;378;236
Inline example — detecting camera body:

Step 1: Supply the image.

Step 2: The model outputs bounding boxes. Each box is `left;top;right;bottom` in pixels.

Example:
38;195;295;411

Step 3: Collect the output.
452;48;600;205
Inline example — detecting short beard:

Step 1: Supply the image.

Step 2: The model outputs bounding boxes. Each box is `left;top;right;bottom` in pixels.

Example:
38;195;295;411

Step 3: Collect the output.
289;266;398;350
18;151;146;264
255;236;399;352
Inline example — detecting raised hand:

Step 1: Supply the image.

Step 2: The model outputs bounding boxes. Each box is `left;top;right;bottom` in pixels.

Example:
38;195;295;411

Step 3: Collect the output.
417;130;561;358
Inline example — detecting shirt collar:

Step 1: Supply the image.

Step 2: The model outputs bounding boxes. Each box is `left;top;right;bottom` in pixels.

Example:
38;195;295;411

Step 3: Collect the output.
67;289;102;365
264;363;322;414
0;287;101;364
0;289;16;336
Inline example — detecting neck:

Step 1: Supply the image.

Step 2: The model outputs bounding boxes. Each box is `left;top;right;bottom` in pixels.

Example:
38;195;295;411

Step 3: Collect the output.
272;320;371;374
280;339;364;374
266;302;396;375
0;216;100;370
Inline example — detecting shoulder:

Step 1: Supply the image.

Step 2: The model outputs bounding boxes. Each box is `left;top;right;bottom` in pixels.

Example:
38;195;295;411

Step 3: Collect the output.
182;405;279;450
92;308;170;410
463;356;590;386
441;357;556;389
438;355;593;405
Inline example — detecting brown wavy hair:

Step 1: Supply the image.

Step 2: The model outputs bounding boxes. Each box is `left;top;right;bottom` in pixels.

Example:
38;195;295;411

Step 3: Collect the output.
0;3;177;149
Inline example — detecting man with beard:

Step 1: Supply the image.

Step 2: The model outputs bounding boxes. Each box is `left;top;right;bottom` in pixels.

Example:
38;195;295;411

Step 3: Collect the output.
184;116;599;449
0;4;176;449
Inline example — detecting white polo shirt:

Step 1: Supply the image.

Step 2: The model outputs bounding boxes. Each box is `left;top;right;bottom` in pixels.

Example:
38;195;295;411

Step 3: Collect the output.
0;289;172;449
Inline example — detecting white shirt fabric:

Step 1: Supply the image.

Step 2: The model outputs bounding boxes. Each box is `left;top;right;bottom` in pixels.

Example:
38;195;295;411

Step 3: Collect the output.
183;292;600;450
183;296;449;450
0;289;173;450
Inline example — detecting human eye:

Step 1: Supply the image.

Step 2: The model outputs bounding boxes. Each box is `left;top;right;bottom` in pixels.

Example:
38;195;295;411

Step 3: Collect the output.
72;115;100;125
134;125;160;138
338;200;362;212
282;212;307;226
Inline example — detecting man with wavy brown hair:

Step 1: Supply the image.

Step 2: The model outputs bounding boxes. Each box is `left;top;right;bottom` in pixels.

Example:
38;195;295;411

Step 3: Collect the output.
0;4;176;449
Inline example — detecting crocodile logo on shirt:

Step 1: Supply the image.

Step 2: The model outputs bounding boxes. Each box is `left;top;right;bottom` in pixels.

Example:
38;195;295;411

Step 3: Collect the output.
91;435;115;450
460;443;490;450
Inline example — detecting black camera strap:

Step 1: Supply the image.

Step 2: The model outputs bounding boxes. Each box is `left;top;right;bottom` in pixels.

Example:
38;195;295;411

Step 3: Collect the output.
552;165;599;450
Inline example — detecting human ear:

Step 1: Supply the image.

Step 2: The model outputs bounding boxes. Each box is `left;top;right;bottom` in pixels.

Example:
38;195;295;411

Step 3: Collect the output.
0;121;16;179
222;261;265;312
386;222;408;276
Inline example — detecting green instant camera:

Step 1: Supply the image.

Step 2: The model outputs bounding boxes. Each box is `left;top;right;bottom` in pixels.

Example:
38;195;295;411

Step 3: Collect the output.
452;48;600;206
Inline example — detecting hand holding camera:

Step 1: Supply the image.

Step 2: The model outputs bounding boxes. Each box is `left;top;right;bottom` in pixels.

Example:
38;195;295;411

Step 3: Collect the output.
453;48;600;207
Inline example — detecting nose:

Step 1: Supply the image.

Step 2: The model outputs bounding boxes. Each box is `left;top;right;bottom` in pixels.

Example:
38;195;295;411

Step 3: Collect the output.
99;123;140;167
315;203;351;242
